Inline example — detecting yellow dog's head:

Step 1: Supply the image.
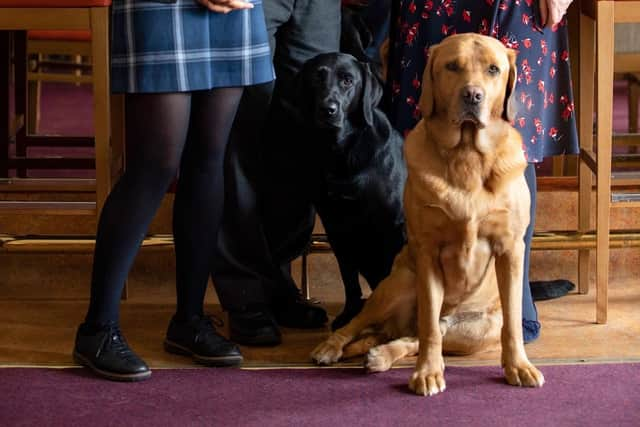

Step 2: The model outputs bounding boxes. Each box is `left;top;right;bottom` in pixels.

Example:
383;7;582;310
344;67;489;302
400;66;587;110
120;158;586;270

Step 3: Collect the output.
419;33;517;129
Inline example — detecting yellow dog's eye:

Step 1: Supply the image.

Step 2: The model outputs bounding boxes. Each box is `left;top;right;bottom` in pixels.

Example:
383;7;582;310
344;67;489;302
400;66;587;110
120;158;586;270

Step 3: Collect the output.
488;64;500;75
445;61;459;72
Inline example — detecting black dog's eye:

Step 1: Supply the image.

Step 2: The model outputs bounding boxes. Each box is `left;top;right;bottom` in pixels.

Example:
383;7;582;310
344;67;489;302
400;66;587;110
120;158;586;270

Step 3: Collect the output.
445;61;459;72
488;64;500;75
341;74;354;87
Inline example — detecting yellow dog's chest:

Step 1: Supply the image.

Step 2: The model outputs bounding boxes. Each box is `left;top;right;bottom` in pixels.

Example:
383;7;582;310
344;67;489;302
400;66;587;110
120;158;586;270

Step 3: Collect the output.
408;180;514;308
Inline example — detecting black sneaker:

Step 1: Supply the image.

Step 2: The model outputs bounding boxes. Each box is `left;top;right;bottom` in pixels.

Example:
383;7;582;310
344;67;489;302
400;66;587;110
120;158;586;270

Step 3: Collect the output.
73;323;151;382
530;279;576;301
272;293;328;329
228;309;282;347
164;315;243;367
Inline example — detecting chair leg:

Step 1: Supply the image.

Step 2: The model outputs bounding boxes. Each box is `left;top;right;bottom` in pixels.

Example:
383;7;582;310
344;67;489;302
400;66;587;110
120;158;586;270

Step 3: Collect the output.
630;78;639;134
578;12;595;296
552;155;565;176
0;31;10;177
301;252;310;300
27;77;41;135
14;31;27;178
595;2;614;324
90;7;112;215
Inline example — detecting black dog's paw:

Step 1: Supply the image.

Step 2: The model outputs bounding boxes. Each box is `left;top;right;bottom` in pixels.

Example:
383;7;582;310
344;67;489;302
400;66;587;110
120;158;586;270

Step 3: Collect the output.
331;298;367;331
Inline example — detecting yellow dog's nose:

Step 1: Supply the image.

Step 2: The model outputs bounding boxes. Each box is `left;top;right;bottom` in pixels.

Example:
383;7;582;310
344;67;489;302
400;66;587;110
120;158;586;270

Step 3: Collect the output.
461;85;485;106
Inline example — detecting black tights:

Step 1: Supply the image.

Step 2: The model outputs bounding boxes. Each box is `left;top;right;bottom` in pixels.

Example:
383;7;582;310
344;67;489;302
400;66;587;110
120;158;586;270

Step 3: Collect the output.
85;88;243;326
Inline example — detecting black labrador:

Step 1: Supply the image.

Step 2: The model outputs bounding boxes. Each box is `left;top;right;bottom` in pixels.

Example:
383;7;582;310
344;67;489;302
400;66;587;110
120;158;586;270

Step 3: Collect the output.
291;52;407;330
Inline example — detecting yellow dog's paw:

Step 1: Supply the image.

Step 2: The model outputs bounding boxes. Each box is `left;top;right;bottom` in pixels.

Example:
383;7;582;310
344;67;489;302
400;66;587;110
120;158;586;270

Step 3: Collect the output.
408;369;446;396
364;346;393;373
503;363;545;387
310;341;343;365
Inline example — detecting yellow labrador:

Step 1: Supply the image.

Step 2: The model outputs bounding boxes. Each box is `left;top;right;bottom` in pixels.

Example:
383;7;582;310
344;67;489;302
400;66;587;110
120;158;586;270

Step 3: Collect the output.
311;33;544;396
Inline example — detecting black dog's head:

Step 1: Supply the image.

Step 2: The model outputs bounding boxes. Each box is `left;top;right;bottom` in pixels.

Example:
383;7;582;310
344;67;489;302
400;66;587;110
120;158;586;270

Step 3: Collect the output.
294;52;383;136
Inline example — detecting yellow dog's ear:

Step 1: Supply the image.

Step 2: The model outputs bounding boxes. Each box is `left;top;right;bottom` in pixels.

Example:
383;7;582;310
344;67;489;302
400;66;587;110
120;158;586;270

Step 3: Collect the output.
418;44;439;119
502;49;518;122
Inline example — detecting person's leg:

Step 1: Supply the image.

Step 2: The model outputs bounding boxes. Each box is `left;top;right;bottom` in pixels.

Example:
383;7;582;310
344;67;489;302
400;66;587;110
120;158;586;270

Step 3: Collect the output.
173;87;243;320
211;81;291;346
360;0;391;65
522;163;541;343
213;0;332;346
86;93;190;325
213;0;291;313
261;0;341;325
210;0;294;346
76;93;191;381
164;87;244;366
211;82;276;314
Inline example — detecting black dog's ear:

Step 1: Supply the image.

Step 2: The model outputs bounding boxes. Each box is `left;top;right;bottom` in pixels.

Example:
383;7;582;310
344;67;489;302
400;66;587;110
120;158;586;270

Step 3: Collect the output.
503;48;518;122
287;65;313;123
360;61;383;127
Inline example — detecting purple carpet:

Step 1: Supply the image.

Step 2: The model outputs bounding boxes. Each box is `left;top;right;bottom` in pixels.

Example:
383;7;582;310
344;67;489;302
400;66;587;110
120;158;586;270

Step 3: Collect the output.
1;364;639;426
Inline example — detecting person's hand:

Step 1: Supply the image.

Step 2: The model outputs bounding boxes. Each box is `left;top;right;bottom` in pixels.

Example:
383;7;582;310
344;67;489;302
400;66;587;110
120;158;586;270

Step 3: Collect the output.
342;0;369;7
539;0;573;29
195;0;254;14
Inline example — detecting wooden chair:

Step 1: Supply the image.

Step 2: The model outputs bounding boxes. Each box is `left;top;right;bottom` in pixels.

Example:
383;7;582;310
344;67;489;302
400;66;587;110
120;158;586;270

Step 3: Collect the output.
26;30;92;135
614;23;640;136
577;0;640;324
0;0;116;216
9;29;95;178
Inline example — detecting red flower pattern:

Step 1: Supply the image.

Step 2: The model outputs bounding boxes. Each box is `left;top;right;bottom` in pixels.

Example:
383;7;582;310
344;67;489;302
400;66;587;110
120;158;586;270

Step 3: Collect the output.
388;0;578;162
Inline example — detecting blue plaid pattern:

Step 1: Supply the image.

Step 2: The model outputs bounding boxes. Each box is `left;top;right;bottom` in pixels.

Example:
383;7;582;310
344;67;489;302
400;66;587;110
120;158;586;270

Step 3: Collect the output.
111;0;275;93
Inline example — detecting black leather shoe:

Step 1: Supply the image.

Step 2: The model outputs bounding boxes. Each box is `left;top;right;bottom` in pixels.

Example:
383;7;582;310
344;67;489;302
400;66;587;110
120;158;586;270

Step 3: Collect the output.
228;309;282;347
73;323;151;382
272;293;328;329
164;315;243;367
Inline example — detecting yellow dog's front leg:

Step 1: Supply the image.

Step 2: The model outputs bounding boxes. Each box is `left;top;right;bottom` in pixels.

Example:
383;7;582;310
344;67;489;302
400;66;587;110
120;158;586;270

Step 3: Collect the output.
495;241;545;388
408;253;446;396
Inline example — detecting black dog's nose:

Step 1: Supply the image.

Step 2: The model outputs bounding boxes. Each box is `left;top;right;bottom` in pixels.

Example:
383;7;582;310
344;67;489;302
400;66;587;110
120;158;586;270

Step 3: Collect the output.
323;102;339;116
462;86;484;105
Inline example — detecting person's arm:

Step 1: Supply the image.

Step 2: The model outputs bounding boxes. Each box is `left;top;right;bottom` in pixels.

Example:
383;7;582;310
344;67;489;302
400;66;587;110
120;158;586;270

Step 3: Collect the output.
539;0;573;29
196;0;254;14
342;0;369;7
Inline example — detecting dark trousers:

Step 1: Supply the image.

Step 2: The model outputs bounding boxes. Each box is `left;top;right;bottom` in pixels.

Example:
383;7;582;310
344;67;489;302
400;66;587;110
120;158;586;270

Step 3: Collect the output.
211;0;341;311
522;163;541;342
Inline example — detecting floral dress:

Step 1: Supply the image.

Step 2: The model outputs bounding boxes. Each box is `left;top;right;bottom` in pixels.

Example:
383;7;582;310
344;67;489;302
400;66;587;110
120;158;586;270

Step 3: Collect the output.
386;0;578;163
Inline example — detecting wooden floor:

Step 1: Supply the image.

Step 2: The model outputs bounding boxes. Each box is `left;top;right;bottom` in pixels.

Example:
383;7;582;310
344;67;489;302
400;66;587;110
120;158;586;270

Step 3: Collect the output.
1;189;639;369
1;250;639;370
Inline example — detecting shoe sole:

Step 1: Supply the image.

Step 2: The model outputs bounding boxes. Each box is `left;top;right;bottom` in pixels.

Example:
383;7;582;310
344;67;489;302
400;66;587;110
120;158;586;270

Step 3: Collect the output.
229;332;282;347
73;351;151;382
163;340;243;367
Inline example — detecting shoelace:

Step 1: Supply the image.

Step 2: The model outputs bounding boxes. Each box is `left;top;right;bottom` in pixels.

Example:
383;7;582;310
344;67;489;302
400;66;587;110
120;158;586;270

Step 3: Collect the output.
194;315;224;340
102;326;139;362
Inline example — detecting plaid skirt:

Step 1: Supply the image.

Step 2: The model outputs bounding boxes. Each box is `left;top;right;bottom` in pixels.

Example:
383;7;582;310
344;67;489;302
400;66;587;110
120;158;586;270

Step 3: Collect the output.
111;0;275;93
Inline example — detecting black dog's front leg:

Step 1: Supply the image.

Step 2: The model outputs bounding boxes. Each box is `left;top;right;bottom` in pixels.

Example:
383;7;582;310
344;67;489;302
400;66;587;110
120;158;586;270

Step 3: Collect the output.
332;255;366;330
